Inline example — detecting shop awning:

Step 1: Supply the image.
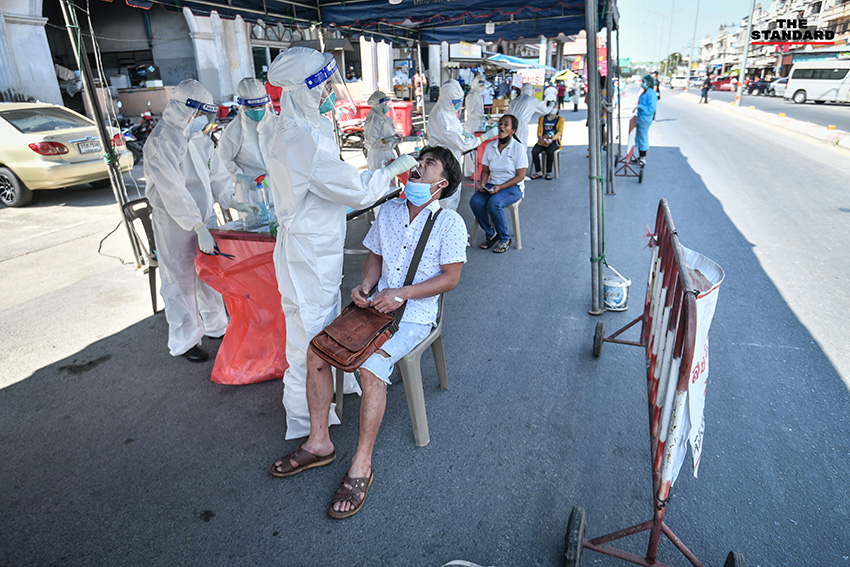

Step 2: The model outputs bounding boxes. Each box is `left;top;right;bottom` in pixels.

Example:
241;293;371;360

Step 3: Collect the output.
486;53;557;71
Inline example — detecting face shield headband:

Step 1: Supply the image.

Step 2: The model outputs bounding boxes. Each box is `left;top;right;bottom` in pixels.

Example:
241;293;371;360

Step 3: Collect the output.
185;98;218;114
305;57;338;90
237;95;271;106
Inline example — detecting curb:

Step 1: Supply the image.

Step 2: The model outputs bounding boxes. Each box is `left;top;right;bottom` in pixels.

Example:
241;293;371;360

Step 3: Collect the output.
677;92;850;150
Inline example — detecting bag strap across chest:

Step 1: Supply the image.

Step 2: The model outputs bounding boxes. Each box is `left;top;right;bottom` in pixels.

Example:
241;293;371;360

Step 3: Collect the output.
390;208;442;331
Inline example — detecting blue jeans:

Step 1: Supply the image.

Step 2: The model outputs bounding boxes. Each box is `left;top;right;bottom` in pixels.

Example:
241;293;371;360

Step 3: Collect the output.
469;183;522;241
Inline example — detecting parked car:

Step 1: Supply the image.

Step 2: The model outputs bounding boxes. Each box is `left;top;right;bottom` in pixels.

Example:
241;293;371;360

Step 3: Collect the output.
784;60;850;104
768;77;788;98
0;102;134;207
745;78;770;95
710;76;737;91
670;75;689;89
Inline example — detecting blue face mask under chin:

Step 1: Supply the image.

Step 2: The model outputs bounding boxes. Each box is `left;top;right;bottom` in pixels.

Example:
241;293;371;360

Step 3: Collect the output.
245;108;265;121
404;179;444;206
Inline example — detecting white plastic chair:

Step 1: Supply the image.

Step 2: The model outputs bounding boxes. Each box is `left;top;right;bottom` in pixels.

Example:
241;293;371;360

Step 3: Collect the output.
334;294;448;447
471;199;522;250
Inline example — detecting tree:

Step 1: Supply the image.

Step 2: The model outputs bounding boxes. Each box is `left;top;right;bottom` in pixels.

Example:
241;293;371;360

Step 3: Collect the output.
661;52;683;76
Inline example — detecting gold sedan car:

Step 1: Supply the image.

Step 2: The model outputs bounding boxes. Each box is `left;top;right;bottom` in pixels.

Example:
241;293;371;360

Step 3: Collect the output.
0;102;134;207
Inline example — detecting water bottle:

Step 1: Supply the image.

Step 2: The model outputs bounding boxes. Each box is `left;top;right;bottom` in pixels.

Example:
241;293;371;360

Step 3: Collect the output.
256;182;270;230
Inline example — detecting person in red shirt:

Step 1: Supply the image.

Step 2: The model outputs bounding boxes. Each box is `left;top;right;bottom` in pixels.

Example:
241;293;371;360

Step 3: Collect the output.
557;81;566;110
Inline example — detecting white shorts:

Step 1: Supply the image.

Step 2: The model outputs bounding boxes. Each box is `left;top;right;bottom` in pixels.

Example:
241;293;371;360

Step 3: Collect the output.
359;321;432;385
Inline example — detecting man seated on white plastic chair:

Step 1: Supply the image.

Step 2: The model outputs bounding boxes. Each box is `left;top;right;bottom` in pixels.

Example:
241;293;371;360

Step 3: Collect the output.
269;146;467;519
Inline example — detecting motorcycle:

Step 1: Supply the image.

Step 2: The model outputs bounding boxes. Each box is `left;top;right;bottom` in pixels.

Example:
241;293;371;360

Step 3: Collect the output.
335;100;365;149
123;111;156;163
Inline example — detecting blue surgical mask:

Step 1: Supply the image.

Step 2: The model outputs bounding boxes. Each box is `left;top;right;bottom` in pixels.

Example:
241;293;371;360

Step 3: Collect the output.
383;105;390;115
403;178;444;206
188;115;207;133
319;91;336;115
245;108;265;121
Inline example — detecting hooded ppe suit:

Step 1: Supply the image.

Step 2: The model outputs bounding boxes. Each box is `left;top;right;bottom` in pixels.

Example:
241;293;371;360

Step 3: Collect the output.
465;73;487;133
509;83;550;146
217;77;276;183
267;47;396;440
363;90;398;171
544;84;558;106
427;79;478;211
143;79;234;356
636;75;658;154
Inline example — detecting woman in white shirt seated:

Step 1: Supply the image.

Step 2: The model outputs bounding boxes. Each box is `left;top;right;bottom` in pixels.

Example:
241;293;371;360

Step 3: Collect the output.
469;114;528;254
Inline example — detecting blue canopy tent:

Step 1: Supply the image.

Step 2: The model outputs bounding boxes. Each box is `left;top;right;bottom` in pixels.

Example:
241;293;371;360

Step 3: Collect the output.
97;0;617;313
107;1;609;42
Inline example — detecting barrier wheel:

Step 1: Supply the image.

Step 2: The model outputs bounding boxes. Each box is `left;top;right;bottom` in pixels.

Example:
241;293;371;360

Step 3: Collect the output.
593;322;605;358
638;168;644;184
724;551;746;567
563;506;586;567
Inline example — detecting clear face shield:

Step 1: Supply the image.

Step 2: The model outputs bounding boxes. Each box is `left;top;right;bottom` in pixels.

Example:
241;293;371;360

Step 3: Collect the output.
184;98;217;132
451;97;463;118
304;54;357;123
237;94;271;121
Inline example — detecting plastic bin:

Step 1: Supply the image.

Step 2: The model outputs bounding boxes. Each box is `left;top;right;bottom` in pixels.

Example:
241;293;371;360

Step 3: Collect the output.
388;101;413;136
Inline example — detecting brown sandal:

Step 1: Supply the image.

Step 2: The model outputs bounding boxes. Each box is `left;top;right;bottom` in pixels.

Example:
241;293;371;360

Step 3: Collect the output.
327;471;374;519
269;447;336;478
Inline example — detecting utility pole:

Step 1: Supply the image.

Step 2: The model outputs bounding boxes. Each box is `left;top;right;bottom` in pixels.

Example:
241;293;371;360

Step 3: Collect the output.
735;0;757;106
665;0;676;76
688;0;702;78
58;0;142;266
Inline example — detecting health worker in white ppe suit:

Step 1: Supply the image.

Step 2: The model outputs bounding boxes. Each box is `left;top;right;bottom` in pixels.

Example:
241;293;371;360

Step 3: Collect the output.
144;79;258;363
265;47;418;441
427;79;497;211
217;77;277;190
363;90;399;171
509;83;550;147
465;73;487;133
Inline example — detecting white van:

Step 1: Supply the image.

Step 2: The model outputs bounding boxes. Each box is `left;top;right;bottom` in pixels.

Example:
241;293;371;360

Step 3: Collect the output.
783;60;850;104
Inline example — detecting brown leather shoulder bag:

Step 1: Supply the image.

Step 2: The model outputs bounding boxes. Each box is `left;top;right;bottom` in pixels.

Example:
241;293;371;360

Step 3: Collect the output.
310;209;441;372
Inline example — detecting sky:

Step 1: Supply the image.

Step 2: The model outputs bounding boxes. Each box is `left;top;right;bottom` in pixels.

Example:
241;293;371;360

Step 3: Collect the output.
616;0;767;63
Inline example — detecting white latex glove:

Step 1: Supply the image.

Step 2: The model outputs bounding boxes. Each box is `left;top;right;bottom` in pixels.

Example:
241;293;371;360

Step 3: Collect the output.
235;173;254;186
481;126;500;140
194;223;216;254
382;154;418;178
228;198;261;214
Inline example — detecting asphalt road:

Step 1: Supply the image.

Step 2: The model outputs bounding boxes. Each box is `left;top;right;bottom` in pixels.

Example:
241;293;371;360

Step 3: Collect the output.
2;95;850;566
674;85;850;132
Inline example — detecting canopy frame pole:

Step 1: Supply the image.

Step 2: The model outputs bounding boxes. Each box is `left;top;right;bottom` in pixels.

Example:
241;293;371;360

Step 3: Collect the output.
416;35;428;140
605;0;615;196
587;0;604;315
616;22;622;160
59;0;142;268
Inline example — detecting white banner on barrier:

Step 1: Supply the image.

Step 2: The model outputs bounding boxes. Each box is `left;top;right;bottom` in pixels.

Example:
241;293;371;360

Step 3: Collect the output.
670;246;724;484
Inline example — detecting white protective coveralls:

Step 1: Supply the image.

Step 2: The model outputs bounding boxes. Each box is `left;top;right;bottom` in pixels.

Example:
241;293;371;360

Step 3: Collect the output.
267;47;398;440
544;84;558;107
217;77;276;183
143;79;234;356
427;79;478;211
363;90;398;171
465;73;487;133
509;83;550;146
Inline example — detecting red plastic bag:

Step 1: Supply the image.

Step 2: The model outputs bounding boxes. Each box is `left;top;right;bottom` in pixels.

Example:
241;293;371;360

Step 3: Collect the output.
196;231;287;385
